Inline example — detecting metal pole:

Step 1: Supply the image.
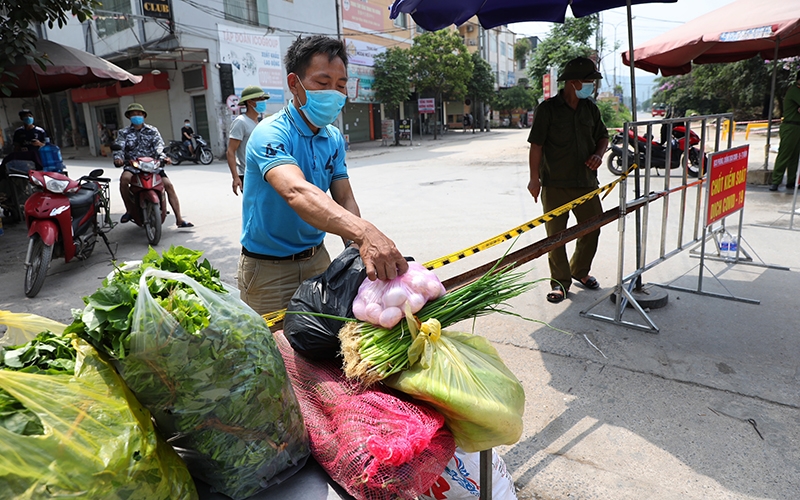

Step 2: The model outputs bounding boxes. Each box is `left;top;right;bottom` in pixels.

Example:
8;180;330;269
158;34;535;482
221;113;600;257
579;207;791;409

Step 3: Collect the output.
625;0;643;290
764;40;781;170
479;449;492;500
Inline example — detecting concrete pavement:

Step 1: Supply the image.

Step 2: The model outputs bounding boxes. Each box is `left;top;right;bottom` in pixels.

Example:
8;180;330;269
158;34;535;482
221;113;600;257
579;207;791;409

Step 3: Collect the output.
1;126;799;499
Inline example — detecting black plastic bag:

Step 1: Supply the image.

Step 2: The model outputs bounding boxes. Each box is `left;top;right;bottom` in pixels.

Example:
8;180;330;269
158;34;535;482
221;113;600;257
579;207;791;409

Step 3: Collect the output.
284;247;366;360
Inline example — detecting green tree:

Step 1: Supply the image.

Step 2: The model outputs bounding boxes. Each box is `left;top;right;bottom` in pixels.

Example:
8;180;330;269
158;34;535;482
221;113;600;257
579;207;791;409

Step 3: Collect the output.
526;16;598;102
493;85;535;124
514;38;532;67
466;51;494;131
373;47;412;145
409;30;473;139
0;0;98;95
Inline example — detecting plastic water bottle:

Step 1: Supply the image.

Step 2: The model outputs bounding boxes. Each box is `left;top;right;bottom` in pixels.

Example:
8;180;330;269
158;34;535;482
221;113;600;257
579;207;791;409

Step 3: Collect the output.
40;138;64;172
719;232;731;258
728;233;738;259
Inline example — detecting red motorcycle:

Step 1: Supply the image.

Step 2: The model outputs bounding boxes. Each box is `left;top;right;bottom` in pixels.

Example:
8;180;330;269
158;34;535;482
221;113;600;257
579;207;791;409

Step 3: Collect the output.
607;123;704;177
114;149;168;246
23;169;115;298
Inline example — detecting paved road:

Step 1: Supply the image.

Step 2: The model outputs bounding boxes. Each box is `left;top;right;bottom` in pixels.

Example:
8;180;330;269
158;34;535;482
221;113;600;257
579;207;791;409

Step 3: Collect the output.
1;128;799;499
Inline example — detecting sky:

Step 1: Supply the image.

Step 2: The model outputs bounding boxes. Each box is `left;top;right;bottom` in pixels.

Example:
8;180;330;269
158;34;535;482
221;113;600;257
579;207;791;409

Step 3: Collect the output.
508;0;737;95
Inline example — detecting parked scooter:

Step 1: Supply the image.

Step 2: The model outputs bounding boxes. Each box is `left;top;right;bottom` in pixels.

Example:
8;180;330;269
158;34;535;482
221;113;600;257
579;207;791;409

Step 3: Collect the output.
111;144;168;246
164;134;214;165
607;123;704;177
23;169;115;298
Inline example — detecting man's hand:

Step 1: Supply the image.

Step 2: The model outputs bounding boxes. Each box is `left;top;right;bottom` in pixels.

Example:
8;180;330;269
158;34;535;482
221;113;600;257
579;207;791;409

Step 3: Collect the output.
585;153;603;171
527;177;541;202
357;225;409;281
30;139;44;148
163;157;172;165
232;176;243;196
113;158;124;167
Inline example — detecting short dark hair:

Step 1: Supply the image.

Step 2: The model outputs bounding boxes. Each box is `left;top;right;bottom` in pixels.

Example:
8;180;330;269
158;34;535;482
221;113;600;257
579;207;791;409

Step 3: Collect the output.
284;36;347;78
19;109;32;118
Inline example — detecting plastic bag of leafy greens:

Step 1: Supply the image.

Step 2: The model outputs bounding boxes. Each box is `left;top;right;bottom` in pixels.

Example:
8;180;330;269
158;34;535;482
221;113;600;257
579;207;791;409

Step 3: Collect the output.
384;318;525;453
0;316;197;499
119;268;309;500
0;309;66;345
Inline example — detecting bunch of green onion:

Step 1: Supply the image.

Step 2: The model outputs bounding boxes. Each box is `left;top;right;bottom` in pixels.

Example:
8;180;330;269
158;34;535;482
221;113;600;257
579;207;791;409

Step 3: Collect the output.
339;263;537;385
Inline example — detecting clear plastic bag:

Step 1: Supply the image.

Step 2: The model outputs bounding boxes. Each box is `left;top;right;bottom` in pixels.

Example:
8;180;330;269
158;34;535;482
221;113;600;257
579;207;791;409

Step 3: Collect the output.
0;311;197;500
385;318;525;452
121;269;309;500
353;261;446;329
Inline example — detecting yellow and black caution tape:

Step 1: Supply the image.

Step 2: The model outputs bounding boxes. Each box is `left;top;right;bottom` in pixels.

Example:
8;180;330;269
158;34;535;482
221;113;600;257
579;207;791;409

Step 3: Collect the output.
262;164;637;327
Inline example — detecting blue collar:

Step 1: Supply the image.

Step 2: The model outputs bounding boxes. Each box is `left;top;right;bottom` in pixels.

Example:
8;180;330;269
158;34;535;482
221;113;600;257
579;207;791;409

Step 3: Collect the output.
286;100;330;138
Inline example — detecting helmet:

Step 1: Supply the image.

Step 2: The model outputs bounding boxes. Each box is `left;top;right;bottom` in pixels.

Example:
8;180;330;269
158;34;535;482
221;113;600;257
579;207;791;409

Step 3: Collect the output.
239;85;268;104
125;102;148;118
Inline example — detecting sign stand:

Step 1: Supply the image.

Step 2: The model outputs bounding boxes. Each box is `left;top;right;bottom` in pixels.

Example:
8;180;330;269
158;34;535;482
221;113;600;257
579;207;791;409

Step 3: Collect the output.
657;145;776;303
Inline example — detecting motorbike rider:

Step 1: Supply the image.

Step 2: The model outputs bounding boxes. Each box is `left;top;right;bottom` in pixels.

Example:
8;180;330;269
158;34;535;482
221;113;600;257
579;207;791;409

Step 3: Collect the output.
181;119;195;156
113;103;194;228
13;109;48;152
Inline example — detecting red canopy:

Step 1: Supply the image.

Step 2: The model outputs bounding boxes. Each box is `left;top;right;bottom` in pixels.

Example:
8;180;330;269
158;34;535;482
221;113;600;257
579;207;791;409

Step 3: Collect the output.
622;0;800;75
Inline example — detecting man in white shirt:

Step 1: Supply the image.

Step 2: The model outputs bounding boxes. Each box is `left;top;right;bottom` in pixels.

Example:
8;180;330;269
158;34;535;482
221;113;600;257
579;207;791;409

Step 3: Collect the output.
226;86;268;195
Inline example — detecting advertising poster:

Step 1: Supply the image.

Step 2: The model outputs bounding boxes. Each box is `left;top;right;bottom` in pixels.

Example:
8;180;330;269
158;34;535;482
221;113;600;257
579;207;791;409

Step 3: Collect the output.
347;64;377;103
345;38;386;67
218;25;284;109
341;0;385;32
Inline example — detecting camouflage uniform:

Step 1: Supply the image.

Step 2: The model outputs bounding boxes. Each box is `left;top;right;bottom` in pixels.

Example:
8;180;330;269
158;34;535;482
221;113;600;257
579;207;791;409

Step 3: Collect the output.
113;124;166;162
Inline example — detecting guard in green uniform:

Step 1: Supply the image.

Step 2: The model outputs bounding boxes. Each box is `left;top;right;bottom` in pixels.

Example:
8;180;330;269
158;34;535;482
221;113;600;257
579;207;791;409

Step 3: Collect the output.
771;72;800;191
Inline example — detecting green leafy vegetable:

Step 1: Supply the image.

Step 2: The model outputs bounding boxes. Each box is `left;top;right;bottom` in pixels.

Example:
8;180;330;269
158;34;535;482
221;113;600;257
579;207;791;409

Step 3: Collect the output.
65;246;309;500
0;330;77;436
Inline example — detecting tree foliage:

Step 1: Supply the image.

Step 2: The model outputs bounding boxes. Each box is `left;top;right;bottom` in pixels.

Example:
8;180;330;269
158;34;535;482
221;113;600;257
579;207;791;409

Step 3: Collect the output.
0;0;98;96
652;57;785;120
493;85;536;119
514;38;532;65
372;46;412;144
409;30;473;138
527;16;598;101
467;51;494;103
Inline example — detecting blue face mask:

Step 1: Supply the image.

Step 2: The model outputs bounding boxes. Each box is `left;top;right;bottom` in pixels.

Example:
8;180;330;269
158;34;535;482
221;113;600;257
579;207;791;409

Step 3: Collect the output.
130;115;145;126
575;82;595;99
23;116;34;126
255;100;267;113
297;79;347;128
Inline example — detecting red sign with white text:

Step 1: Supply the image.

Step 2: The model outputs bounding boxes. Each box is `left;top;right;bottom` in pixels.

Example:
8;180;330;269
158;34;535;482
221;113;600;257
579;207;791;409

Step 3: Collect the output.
543;73;551;100
706;145;749;225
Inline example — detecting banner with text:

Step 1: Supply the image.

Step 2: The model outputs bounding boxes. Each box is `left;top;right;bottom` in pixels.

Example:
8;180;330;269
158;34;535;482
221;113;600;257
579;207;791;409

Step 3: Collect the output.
342;0;385;31
218;25;284;107
706;145;749;226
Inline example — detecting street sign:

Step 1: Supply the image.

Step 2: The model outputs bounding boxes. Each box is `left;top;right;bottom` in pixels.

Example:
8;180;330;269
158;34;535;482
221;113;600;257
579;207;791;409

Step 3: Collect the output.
226;94;240;112
543;73;551;100
418;98;435;114
399;119;411;140
706;145;749;226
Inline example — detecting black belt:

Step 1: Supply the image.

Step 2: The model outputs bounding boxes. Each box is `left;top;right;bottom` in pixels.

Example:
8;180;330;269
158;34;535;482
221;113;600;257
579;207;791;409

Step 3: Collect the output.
242;243;323;261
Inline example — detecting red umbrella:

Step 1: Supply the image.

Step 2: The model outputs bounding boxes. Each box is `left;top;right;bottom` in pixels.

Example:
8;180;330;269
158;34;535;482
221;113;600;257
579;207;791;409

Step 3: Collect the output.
622;0;800;76
622;0;800;169
0;38;142;97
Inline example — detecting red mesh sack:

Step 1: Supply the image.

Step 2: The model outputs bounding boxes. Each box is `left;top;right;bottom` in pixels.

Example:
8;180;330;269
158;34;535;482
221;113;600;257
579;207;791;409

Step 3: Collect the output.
274;330;455;500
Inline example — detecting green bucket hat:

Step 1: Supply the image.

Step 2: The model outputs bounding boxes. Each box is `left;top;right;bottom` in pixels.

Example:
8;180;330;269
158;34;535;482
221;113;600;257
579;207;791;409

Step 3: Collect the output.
239;86;268;103
125;102;147;118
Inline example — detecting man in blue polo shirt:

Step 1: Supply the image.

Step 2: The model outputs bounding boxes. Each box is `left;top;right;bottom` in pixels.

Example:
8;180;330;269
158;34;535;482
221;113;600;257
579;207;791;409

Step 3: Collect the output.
239;35;408;316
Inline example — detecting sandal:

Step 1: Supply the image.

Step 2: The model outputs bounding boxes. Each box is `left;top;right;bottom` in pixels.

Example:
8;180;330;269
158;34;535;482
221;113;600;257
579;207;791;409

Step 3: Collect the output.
120;213;132;223
546;285;567;303
176;220;194;228
573;275;600;290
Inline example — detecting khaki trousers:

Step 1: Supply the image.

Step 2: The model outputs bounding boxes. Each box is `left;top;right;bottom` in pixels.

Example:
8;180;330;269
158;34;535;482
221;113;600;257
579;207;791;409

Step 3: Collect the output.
237;245;331;323
541;186;603;291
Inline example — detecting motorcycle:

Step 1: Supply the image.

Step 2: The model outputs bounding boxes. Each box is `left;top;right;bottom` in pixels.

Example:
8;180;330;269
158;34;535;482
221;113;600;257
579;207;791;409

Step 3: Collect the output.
164;134;214;165
112;145;169;246
607;123;705;177
23;169;115;298
0;152;45;223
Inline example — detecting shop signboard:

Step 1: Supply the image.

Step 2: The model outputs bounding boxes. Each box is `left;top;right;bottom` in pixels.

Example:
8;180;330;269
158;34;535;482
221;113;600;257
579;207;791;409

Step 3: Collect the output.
341;0;384;32
218;25;284;107
418;98;435;114
346;64;377;103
